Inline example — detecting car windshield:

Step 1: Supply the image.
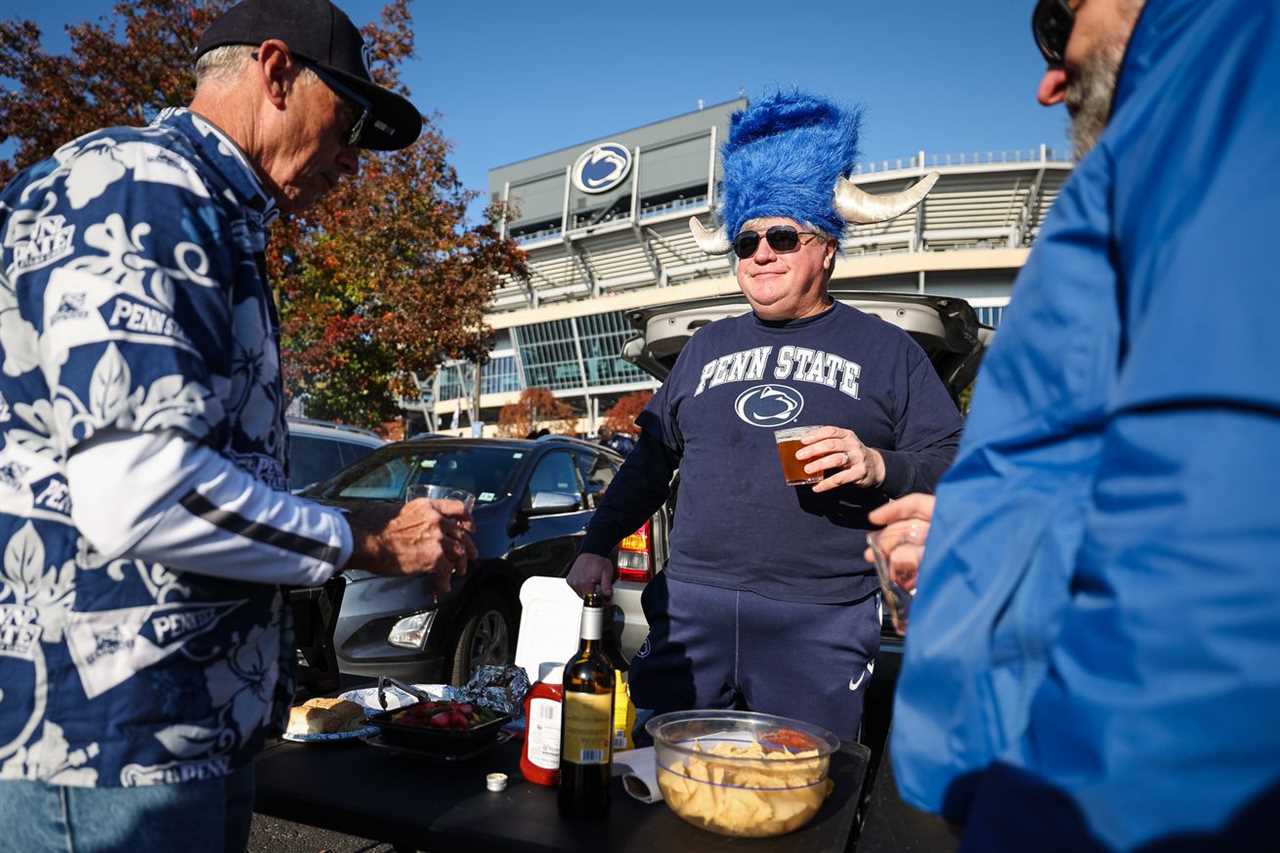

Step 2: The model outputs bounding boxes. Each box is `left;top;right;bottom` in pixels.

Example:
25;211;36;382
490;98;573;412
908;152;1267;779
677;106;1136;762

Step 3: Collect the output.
312;445;526;504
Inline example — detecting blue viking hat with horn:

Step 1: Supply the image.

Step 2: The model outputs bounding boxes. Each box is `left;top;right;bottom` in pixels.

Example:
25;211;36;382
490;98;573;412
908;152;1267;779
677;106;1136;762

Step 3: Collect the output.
689;91;939;253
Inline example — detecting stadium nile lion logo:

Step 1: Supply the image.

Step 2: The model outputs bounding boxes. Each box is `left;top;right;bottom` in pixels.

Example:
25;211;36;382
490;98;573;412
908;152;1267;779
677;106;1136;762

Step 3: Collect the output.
734;384;804;428
571;143;632;195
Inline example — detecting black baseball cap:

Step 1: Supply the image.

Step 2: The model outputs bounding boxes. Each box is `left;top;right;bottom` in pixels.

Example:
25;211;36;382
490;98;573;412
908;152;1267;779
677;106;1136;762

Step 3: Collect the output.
197;0;422;150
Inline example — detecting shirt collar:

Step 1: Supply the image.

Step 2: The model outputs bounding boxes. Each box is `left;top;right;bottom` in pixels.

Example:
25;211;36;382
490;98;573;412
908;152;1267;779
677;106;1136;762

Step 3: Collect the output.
753;300;839;330
152;107;279;226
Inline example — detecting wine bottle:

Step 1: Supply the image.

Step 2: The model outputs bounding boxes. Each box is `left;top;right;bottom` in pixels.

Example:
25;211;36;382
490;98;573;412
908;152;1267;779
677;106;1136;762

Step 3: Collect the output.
558;591;615;818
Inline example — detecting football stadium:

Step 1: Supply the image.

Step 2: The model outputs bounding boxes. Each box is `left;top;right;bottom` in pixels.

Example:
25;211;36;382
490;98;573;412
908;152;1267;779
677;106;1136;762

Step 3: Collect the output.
419;98;1073;435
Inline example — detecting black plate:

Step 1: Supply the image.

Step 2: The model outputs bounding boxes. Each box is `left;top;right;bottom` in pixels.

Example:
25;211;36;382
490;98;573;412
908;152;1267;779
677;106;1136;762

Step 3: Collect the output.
362;728;515;764
366;701;511;755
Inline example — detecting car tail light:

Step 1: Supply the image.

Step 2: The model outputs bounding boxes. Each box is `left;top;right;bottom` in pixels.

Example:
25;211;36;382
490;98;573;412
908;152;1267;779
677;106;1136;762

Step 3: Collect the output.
615;520;653;583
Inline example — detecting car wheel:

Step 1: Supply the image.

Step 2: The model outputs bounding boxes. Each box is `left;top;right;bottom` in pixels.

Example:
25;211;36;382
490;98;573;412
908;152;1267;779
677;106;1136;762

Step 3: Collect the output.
450;591;517;687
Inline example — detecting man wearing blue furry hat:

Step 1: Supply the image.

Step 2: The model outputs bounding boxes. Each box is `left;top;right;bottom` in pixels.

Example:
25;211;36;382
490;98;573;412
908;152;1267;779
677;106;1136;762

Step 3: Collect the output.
566;91;960;741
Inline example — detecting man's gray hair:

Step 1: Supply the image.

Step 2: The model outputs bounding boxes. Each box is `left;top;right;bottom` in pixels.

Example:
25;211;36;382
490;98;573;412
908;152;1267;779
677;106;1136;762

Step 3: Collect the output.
195;44;320;89
195;45;253;87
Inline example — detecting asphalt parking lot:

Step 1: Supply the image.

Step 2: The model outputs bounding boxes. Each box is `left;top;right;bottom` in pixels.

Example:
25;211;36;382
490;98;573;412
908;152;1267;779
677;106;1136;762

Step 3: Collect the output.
249;814;406;853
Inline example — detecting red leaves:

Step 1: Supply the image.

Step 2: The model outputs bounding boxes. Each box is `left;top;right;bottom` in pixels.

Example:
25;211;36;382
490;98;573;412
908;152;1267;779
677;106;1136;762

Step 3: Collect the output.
0;0;226;181
497;389;578;438
602;391;653;436
274;143;526;425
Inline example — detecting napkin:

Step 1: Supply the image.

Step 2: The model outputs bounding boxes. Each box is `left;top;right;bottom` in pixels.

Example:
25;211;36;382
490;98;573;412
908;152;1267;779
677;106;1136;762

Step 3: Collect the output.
613;747;663;804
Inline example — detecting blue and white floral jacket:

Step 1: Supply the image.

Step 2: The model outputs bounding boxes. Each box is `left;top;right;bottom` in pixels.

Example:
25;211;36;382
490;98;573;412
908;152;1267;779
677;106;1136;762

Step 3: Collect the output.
0;108;296;787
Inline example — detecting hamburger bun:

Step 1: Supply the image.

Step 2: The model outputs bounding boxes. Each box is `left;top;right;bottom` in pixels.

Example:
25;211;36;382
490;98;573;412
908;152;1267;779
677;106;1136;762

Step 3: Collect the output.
287;697;366;736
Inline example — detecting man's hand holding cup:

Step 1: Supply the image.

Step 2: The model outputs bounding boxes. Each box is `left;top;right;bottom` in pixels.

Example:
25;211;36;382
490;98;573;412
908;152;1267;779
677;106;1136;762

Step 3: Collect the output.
865;493;934;634
346;495;477;597
782;425;886;493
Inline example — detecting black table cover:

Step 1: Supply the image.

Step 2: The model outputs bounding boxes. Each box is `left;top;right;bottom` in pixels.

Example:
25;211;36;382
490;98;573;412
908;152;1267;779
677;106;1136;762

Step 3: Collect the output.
254;734;870;853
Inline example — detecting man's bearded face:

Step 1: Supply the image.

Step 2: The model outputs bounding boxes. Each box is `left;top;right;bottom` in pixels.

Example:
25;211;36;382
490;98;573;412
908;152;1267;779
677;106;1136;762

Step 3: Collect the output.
1056;0;1147;161
1064;36;1127;160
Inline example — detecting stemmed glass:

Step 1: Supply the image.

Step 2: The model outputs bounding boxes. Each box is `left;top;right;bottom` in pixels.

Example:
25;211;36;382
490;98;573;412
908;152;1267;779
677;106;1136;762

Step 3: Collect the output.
406;483;476;513
405;484;476;588
866;523;923;636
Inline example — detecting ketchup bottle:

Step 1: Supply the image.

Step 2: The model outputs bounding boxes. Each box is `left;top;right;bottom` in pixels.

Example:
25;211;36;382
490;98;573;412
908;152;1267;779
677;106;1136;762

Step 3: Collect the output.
520;664;564;786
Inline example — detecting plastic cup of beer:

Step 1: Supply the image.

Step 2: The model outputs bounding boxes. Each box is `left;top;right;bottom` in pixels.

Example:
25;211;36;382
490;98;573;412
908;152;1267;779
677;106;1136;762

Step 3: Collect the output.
407;483;475;513
774;427;821;486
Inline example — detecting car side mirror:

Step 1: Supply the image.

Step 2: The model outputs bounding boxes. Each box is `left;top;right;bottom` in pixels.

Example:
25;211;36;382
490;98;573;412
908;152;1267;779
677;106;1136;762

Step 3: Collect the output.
525;491;581;516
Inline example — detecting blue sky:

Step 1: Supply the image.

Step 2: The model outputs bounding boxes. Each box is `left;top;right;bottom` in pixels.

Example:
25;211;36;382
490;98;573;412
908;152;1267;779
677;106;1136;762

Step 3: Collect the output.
4;0;1069;221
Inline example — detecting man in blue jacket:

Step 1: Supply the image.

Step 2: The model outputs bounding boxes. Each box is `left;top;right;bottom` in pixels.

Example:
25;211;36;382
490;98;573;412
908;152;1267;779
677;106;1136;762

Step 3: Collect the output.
883;1;1280;849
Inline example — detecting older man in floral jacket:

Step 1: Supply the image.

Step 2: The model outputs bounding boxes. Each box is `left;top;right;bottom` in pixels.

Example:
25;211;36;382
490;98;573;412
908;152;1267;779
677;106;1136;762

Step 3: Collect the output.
0;1;475;850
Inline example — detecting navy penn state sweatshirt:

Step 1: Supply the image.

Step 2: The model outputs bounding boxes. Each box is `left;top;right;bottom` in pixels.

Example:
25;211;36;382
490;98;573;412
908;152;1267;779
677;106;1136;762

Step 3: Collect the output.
582;301;962;604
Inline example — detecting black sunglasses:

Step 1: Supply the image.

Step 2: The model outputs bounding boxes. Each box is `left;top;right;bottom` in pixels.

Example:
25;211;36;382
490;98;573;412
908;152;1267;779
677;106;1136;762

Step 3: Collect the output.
1032;0;1075;67
732;226;826;260
301;60;371;148
252;49;371;147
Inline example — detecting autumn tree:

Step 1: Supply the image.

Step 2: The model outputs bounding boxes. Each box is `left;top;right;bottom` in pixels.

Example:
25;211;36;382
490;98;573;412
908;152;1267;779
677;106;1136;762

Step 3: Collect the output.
601;390;651;436
0;0;526;427
497;388;578;438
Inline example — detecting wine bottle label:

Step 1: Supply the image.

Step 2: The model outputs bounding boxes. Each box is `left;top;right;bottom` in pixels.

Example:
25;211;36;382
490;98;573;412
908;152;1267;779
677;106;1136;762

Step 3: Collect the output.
611;670;635;751
579;606;604;641
527;697;563;770
562;691;612;765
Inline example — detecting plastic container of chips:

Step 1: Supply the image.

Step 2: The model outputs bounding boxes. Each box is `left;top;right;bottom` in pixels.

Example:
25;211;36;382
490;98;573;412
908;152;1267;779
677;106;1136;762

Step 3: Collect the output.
645;710;840;837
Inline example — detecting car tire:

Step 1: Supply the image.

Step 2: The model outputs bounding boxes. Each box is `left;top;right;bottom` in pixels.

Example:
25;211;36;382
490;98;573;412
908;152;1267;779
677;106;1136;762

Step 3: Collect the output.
449;590;517;687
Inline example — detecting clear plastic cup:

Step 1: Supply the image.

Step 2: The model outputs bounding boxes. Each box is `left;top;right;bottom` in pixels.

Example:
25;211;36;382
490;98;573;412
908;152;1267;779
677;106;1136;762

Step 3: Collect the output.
407;483;475;513
866;528;921;635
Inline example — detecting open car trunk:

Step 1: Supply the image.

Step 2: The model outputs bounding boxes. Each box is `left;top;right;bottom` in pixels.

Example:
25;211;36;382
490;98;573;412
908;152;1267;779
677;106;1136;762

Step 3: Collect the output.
621;288;991;404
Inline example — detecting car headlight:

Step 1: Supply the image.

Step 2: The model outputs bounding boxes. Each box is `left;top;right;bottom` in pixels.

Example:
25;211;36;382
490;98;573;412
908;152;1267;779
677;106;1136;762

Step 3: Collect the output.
387;610;436;650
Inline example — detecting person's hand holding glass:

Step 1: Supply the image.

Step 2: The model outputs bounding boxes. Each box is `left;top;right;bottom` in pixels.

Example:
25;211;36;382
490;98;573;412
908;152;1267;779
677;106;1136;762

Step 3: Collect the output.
407;483;476;513
865;493;934;635
344;485;477;596
402;483;476;591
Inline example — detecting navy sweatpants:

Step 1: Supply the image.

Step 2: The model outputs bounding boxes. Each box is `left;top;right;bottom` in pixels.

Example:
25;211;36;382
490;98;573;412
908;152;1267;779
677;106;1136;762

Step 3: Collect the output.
629;573;881;742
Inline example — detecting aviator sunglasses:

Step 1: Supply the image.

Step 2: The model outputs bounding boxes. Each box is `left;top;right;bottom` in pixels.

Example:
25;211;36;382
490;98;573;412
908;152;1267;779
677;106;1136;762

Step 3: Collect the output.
252;49;371;147
1032;0;1076;67
303;61;371;147
732;226;826;260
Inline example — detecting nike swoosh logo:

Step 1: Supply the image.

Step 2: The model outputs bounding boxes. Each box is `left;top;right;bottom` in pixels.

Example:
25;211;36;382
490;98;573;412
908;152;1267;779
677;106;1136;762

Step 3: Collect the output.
848;659;876;692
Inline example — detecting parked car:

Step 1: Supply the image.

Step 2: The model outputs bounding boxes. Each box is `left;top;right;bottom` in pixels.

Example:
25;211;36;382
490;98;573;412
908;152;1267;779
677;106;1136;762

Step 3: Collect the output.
293;434;662;687
286;417;386;493
614;289;989;851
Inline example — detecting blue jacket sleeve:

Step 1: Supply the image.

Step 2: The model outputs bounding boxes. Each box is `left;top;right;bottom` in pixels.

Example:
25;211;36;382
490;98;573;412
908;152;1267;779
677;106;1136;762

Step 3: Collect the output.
889;143;1122;820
